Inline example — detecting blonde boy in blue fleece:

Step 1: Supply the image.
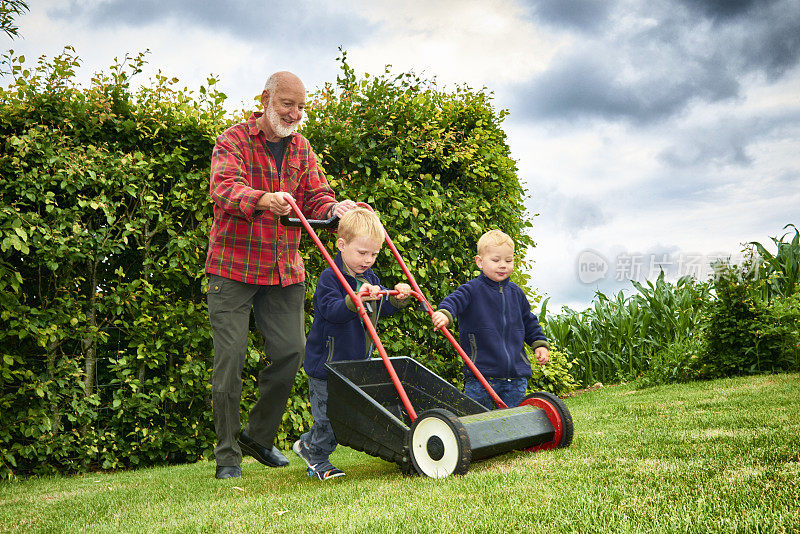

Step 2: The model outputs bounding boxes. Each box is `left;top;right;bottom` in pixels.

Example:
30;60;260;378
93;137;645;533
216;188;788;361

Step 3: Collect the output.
432;230;549;409
295;208;412;479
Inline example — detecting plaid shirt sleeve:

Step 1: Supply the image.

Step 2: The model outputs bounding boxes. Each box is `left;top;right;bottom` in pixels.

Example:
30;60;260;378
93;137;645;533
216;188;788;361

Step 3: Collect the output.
205;114;338;286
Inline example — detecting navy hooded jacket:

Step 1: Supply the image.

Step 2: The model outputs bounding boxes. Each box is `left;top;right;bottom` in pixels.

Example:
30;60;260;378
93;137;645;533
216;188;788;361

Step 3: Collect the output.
438;273;549;379
304;252;406;380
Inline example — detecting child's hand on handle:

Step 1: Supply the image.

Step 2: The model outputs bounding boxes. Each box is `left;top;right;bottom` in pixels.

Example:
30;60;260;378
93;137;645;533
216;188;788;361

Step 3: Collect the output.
534;346;550;365
359;283;381;301
431;311;450;330
393;283;412;300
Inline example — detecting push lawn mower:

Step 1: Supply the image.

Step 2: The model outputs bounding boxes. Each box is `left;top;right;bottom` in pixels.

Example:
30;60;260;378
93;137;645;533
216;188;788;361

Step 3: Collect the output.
281;195;573;478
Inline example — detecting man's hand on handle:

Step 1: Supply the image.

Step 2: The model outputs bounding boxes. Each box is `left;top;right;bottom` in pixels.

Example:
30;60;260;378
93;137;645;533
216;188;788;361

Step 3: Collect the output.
331;200;357;218
258;192;292;216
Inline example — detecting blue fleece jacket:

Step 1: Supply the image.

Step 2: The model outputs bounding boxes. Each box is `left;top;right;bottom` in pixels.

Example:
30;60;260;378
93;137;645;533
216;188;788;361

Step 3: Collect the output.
438;273;549;379
304;252;405;380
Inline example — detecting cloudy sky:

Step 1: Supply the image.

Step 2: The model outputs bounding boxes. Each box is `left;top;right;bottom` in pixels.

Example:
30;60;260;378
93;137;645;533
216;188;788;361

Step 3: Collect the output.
6;0;800;311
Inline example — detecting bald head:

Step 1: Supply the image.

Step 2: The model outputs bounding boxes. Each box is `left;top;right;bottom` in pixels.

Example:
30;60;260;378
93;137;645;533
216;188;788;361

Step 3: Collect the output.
264;71;305;94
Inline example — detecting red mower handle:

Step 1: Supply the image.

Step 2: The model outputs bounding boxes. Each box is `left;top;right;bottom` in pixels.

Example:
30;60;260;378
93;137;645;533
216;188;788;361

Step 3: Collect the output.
279;194;508;415
279;194;420;421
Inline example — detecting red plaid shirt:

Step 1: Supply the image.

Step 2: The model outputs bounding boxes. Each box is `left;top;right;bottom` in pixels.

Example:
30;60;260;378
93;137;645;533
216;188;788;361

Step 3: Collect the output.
205;113;337;286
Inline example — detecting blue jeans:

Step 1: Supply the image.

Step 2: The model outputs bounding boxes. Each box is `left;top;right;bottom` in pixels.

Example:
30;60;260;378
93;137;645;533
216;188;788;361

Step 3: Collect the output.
465;376;528;410
300;377;337;469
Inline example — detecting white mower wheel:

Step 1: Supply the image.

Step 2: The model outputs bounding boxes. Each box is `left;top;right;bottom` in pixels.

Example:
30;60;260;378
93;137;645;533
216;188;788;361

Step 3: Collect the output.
408;409;471;478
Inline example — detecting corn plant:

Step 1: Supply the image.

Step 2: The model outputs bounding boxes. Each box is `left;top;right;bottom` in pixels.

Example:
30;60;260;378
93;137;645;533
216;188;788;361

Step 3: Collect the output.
748;223;800;302
540;272;711;387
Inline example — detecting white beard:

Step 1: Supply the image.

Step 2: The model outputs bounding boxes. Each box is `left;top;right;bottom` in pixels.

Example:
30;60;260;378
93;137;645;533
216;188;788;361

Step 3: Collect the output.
267;103;300;138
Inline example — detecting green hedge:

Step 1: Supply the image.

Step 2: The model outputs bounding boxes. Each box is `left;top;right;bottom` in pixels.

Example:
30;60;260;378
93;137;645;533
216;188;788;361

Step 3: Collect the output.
0;49;543;478
0;49;225;477
698;260;800;378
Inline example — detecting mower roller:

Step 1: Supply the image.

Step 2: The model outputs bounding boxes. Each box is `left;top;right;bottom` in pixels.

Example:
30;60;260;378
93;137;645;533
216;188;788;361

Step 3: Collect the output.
281;195;573;478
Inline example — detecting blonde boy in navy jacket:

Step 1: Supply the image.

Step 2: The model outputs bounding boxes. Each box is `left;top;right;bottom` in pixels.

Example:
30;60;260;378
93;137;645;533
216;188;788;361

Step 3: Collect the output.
294;208;412;480
432;230;550;409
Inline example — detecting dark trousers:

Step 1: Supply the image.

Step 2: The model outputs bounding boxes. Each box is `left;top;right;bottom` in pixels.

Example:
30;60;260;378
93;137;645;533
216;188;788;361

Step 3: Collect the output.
207;274;306;467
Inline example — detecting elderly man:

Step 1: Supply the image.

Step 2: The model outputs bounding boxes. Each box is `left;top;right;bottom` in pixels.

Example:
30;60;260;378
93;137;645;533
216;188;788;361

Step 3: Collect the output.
206;71;355;479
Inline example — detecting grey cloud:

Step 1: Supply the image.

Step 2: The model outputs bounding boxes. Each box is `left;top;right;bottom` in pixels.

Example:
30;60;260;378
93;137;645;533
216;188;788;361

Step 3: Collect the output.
48;0;374;49
737;9;800;80
50;0;248;27
561;195;608;236
513;49;740;123
549;283;607;312
616;244;684;282
529;192;610;237
658;111;800;169
521;0;613;33
677;0;800;81
658;128;754;168
776;170;800;186
629;0;800;76
677;0;782;21
512;0;799;124
632;112;800;222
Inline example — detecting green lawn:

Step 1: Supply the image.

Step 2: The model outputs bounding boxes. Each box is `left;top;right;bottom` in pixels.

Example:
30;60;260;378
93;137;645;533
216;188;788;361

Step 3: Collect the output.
2;374;798;533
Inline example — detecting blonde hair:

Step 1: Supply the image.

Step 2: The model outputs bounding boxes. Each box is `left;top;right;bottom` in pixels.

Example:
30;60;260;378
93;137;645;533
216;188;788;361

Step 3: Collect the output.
337;208;384;244
477;230;514;255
